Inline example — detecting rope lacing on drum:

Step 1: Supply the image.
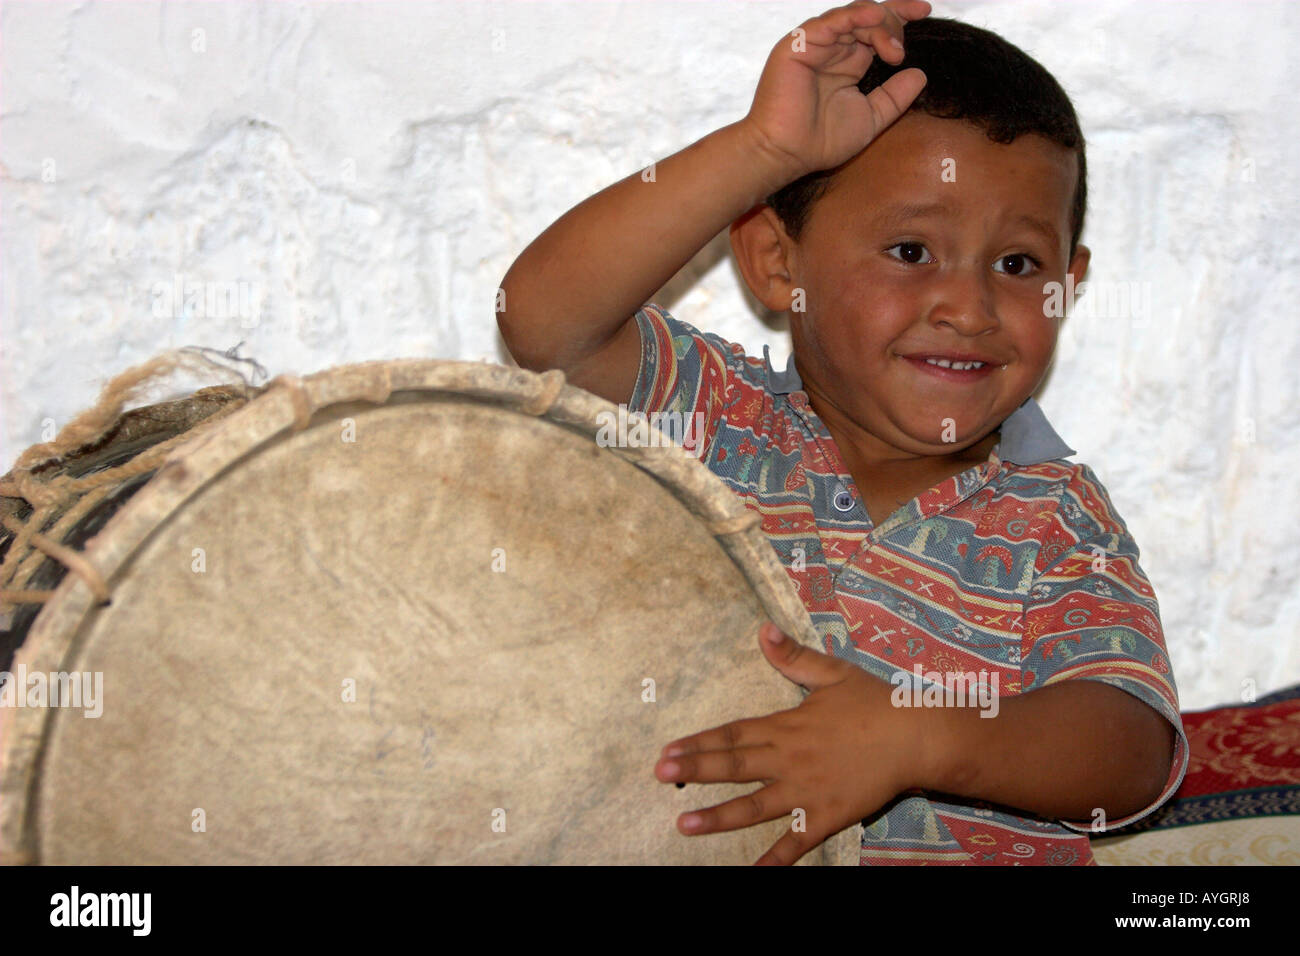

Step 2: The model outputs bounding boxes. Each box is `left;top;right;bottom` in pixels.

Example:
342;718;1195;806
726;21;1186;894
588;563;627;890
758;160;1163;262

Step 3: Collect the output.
268;373;314;432
266;364;393;432
519;369;566;416
0;350;259;612
0;513;111;605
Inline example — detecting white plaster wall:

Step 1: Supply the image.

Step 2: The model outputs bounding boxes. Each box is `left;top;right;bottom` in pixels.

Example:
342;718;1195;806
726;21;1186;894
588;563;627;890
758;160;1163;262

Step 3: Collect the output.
2;0;1296;709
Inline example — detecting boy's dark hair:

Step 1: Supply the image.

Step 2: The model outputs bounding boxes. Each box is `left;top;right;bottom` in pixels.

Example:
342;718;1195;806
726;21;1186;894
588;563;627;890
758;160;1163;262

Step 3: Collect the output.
767;17;1087;257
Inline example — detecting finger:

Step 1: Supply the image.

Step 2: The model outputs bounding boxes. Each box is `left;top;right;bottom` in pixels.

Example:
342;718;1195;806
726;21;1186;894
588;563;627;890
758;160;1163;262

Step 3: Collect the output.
847;1;930;60
757;621;848;692
879;0;932;22
659;711;780;759
655;743;779;784
803;4;897;60
674;781;791;835
838;1;916;63
862;66;928;132
754;826;825;866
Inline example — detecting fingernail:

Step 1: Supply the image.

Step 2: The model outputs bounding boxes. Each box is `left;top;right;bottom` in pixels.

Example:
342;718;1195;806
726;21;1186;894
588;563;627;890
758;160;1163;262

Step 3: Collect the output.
761;624;783;643
664;745;685;757
890;37;904;52
681;813;703;831
661;760;680;777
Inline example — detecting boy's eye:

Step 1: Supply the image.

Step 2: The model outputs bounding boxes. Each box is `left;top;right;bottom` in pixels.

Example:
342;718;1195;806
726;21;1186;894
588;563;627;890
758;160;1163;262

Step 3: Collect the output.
886;242;934;264
993;253;1040;276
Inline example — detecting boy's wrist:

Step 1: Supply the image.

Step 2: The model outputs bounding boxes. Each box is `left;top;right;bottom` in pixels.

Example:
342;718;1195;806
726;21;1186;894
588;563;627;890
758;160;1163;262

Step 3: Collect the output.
728;117;812;198
902;699;972;796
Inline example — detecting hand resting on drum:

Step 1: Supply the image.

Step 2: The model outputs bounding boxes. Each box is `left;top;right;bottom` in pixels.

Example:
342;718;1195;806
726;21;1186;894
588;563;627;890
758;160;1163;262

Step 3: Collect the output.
653;622;1175;866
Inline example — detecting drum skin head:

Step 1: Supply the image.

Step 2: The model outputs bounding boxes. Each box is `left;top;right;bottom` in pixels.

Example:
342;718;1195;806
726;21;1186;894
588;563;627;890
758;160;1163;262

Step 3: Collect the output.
0;361;858;865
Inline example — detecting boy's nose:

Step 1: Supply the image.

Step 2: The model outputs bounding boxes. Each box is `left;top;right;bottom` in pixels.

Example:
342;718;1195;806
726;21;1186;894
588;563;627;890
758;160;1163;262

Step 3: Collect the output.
924;270;1000;334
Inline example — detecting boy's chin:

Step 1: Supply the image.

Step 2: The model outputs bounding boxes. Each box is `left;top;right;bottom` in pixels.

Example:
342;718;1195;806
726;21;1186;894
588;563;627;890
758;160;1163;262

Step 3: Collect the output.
894;422;999;457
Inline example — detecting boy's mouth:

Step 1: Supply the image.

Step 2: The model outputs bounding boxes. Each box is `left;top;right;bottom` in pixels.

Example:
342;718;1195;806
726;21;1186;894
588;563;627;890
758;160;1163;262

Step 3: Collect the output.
902;354;999;381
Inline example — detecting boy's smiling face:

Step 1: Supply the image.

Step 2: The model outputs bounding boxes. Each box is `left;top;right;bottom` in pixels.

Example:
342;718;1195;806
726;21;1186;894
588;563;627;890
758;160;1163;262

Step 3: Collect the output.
734;111;1090;475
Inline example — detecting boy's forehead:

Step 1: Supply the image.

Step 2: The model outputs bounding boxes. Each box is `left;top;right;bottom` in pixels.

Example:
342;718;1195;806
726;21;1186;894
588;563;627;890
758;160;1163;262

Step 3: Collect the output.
823;113;1077;239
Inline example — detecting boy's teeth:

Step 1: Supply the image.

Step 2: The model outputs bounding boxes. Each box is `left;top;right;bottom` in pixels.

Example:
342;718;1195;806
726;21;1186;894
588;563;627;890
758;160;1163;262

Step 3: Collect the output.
924;358;985;370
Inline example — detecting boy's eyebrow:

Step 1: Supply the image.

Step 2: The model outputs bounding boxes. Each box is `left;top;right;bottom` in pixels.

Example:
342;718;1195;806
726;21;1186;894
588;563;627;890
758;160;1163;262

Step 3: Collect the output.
871;201;1062;254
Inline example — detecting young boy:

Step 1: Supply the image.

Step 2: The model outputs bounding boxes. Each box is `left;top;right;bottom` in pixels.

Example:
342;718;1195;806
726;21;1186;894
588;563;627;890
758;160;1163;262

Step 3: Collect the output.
498;0;1187;865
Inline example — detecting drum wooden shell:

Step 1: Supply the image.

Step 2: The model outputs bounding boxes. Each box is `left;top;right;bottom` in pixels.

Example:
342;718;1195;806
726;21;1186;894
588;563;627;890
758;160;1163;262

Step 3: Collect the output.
0;359;857;864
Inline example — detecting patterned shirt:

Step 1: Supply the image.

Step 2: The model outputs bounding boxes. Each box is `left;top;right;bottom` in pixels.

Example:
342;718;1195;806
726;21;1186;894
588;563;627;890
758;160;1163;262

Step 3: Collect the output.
628;302;1190;866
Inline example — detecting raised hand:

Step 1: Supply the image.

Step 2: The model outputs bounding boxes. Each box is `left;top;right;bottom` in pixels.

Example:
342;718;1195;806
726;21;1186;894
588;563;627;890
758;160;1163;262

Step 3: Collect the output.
742;0;932;183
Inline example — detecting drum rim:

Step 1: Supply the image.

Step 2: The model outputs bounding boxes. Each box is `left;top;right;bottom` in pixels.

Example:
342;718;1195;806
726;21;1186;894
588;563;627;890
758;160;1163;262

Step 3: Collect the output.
0;357;854;865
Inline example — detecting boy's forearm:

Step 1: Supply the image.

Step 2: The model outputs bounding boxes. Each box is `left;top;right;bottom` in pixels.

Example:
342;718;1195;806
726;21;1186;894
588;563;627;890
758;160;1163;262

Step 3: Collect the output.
909;679;1176;825
498;120;800;371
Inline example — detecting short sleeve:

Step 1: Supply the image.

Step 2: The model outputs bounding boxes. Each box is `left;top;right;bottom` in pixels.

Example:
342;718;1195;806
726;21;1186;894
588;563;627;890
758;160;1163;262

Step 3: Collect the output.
1020;464;1190;832
628;302;734;463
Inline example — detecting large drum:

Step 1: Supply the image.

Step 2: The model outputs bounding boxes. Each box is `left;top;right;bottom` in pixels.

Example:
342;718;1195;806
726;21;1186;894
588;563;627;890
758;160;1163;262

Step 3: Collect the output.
0;356;858;864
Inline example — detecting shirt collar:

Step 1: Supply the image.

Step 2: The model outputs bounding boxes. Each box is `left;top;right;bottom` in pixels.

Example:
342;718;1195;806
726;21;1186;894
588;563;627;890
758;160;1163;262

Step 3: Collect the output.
762;345;1076;467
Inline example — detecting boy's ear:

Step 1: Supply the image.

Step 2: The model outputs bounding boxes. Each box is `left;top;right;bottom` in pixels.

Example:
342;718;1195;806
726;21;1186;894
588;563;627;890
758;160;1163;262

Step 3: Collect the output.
729;204;799;314
1059;243;1091;326
1067;243;1091;292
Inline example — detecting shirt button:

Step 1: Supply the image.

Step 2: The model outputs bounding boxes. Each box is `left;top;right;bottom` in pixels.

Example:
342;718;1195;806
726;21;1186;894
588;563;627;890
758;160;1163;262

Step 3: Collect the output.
833;486;855;512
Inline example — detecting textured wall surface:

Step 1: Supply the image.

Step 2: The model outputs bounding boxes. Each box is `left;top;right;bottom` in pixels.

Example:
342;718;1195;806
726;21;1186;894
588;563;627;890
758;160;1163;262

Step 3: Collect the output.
2;0;1297;709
